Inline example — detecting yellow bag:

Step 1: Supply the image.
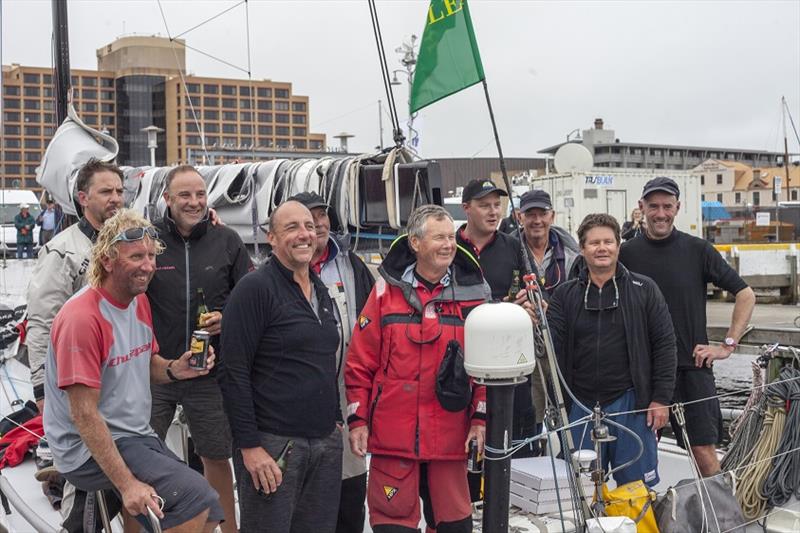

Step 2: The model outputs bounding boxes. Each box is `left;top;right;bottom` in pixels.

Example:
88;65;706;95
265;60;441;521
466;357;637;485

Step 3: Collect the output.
602;480;660;533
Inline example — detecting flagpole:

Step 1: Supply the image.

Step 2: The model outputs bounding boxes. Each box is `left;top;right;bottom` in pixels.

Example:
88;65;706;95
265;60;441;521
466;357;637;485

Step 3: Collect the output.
480;79;516;227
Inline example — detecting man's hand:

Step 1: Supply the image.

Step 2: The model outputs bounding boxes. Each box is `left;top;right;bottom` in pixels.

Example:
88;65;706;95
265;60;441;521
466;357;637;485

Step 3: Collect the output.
36;398;44;415
208;208;225;226
200;311;222;336
646;401;669;430
119;479;164;519
172;346;215;379
693;344;732;368
241;446;283;494
349;426;369;457
465;424;486;456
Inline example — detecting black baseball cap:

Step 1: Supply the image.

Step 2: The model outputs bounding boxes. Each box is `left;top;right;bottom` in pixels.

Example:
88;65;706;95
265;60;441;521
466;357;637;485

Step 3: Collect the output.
642;177;680;199
462;179;508;203
288;191;328;210
519;190;553;212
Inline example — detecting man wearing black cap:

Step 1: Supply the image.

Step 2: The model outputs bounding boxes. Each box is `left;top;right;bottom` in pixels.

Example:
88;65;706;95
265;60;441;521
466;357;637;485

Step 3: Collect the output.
456;179;536;468
619;177;755;477
289;191;375;533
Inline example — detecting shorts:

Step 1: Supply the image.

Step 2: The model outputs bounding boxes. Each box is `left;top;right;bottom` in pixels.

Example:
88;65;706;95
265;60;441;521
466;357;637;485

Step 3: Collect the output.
150;375;232;460
670;368;723;448
569;389;660;487
63;435;224;531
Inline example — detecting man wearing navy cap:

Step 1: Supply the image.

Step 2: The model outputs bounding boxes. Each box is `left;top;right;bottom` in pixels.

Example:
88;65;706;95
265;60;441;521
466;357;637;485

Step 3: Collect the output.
619;177;755;477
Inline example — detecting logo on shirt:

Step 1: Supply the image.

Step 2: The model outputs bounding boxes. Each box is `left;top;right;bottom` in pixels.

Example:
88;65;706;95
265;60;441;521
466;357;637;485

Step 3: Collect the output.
383;485;398;501
107;342;152;367
358;315;371;330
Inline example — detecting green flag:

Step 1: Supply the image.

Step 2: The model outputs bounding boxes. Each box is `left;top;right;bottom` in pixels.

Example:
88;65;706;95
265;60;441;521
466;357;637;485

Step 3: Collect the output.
409;0;485;114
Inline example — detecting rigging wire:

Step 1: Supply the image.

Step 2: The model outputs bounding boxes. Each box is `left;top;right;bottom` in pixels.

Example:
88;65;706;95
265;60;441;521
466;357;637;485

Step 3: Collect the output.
366;0;403;146
783;97;800;149
172;0;246;40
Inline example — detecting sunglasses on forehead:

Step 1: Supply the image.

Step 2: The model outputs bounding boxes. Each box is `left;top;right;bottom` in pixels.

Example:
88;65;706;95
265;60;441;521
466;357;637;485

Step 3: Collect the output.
111;226;158;244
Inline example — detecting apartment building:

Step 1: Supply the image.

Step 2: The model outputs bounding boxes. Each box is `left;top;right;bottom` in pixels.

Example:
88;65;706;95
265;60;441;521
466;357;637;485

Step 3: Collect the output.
1;35;326;192
693;159;800;207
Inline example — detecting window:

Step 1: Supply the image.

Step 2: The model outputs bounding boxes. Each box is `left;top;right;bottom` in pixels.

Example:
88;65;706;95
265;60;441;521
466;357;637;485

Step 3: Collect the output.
23;87;39;97
25;151;41;161
239;86;251;96
700;174;704;185
101;103;114;113
71;76;79;86
734;192;742;203
25;165;38;174
222;98;236;109
83;115;98;125
258;125;272;135
98;89;113;100
204;110;219;120
102;116;114;125
240;111;252;122
204;97;219;107
3;112;21;123
82;102;97;112
292;127;306;136
43;113;54;123
6;152;21;161
753;192;760;205
24;100;40;110
701;194;705;201
25;138;42;149
258;137;272;146
241;137;253;146
23;73;40;83
222;124;237;134
43;126;54;136
222;111;237;121
186;83;200;93
186;136;201;145
257;100;272;110
294;139;307;149
4;86;20;96
25;112;41;122
82;76;97;87
792;190;799;201
223;137;237;145
276;138;290;148
185;96;200;107
186;122;199;133
258;112;273;122
257;87;272;98
310;140;323;150
83;89;97;99
43;101;54;111
275;88;289;98
43;74;53;84
221;85;236;95
240;124;252;134
205;136;219;146
239;99;251;109
24;126;40;135
292;114;306;124
204;123;220;133
204;84;219;94
716;193;723;202
276;126;290;136
275;101;289;111
100;77;114;87
275;113;290;124
3;125;20;135
5;164;21;174
292;102;306;112
716;174;723;185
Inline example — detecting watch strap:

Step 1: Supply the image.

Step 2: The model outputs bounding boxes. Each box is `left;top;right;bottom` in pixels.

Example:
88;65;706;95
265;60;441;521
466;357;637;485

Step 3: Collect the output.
166;360;180;382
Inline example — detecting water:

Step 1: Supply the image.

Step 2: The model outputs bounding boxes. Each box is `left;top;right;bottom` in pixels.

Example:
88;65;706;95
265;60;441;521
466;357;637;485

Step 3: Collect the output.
715;353;760;410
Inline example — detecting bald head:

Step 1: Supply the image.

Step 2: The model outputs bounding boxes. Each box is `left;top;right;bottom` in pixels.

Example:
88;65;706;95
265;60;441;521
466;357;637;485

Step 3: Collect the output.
268;200;316;271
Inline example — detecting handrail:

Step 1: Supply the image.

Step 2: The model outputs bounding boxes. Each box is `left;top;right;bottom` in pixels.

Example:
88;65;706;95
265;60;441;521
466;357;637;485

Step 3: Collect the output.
0;474;58;533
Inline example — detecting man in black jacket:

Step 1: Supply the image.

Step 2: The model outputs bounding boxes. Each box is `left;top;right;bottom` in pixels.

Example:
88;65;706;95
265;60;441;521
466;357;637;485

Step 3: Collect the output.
547;213;676;487
147;165;252;533
289;191;374;533
219;200;343;533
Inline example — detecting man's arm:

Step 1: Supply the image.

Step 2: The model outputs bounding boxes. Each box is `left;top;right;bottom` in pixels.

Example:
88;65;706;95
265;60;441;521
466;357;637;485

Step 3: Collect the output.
644;280;677;429
66;384;164;519
149;350;214;384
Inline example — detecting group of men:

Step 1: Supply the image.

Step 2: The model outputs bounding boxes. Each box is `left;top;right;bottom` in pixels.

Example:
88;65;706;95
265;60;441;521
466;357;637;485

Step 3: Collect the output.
25;157;753;532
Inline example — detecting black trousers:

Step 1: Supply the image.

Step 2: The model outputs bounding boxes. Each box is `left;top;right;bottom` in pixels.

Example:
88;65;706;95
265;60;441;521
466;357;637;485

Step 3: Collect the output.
337;473;367;533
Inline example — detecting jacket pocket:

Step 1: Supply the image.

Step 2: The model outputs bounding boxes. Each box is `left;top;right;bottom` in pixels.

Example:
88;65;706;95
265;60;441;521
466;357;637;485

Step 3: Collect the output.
367;455;418;520
369;379;418;454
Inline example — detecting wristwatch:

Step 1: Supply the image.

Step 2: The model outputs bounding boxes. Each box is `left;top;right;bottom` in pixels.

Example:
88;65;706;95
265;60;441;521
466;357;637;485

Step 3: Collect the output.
723;337;738;351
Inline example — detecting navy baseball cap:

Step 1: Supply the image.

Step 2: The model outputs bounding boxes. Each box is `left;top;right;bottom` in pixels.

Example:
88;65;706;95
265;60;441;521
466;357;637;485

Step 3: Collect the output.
519;190;553;212
462;179;508;203
288;191;329;210
642;177;680;199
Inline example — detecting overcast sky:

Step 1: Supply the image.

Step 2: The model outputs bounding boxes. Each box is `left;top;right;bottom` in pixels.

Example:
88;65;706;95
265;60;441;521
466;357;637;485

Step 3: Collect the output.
2;0;799;159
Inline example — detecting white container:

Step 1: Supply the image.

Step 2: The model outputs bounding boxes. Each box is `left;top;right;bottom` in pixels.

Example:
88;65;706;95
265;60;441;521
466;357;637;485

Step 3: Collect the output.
464;302;535;380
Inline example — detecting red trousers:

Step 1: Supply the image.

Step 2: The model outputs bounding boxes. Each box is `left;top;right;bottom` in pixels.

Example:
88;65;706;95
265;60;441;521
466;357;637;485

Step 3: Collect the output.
368;455;471;531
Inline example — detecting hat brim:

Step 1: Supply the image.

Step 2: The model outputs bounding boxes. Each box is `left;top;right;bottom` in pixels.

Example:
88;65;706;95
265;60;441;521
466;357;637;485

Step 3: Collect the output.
521;202;552;212
304;202;329;210
466;188;509;202
642;186;680;199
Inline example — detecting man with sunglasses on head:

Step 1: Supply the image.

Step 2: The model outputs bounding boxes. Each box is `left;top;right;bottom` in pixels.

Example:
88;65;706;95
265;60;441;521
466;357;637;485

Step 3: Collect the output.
146;165;252;533
43;209;224;532
546;213;676;488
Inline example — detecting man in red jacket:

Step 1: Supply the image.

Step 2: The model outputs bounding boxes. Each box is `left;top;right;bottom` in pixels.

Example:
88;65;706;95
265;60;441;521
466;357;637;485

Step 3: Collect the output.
345;204;489;533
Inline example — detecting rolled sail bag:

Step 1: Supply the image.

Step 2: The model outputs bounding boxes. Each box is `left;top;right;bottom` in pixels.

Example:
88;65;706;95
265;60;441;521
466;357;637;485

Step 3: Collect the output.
602;480;659;533
653;474;745;533
206;163;254;210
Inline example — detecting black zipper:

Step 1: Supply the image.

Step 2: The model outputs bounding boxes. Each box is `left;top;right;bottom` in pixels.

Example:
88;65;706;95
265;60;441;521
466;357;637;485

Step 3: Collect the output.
368;384;383;431
184;240;191;351
595;285;602;396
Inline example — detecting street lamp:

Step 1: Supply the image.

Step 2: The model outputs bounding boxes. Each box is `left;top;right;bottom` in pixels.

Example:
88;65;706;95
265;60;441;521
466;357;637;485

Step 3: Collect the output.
141;125;164;167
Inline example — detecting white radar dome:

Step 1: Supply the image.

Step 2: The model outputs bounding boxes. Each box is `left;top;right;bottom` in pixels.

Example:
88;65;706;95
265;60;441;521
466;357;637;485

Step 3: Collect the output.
464;302;535;380
554;143;593;173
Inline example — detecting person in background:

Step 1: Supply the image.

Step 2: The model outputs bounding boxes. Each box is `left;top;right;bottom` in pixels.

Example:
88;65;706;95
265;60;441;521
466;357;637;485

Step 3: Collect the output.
14;203;36;259
621;207;645;241
288;191;375;533
37;199;58;246
619;177;756;477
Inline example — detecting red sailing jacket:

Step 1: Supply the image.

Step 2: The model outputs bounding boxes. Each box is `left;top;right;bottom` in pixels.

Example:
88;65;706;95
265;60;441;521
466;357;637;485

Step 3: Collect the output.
345;236;490;461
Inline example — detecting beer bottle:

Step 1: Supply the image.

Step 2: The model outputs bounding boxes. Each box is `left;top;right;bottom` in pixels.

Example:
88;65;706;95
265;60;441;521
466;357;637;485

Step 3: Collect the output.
196;288;209;328
508;269;521;300
263;440;294;500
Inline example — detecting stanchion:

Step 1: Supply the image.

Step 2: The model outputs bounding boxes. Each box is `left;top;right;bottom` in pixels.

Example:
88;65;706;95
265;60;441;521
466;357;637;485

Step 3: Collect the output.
482;380;519;533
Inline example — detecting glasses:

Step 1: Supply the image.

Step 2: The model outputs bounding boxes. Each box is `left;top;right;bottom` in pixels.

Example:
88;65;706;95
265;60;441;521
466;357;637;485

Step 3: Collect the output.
583;275;619;311
111;226;158;244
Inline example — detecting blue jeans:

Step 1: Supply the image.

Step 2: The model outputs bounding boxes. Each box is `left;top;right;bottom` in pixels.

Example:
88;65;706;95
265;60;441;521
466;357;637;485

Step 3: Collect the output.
568;389;659;487
16;243;33;259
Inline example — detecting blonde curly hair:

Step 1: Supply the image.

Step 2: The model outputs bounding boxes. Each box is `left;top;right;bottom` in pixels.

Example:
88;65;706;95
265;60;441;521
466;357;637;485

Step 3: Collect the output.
87;209;164;287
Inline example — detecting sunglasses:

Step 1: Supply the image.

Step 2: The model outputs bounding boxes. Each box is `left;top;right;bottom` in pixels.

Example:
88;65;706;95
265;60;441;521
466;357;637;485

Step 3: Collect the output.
111;226;158;244
583;276;619;311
